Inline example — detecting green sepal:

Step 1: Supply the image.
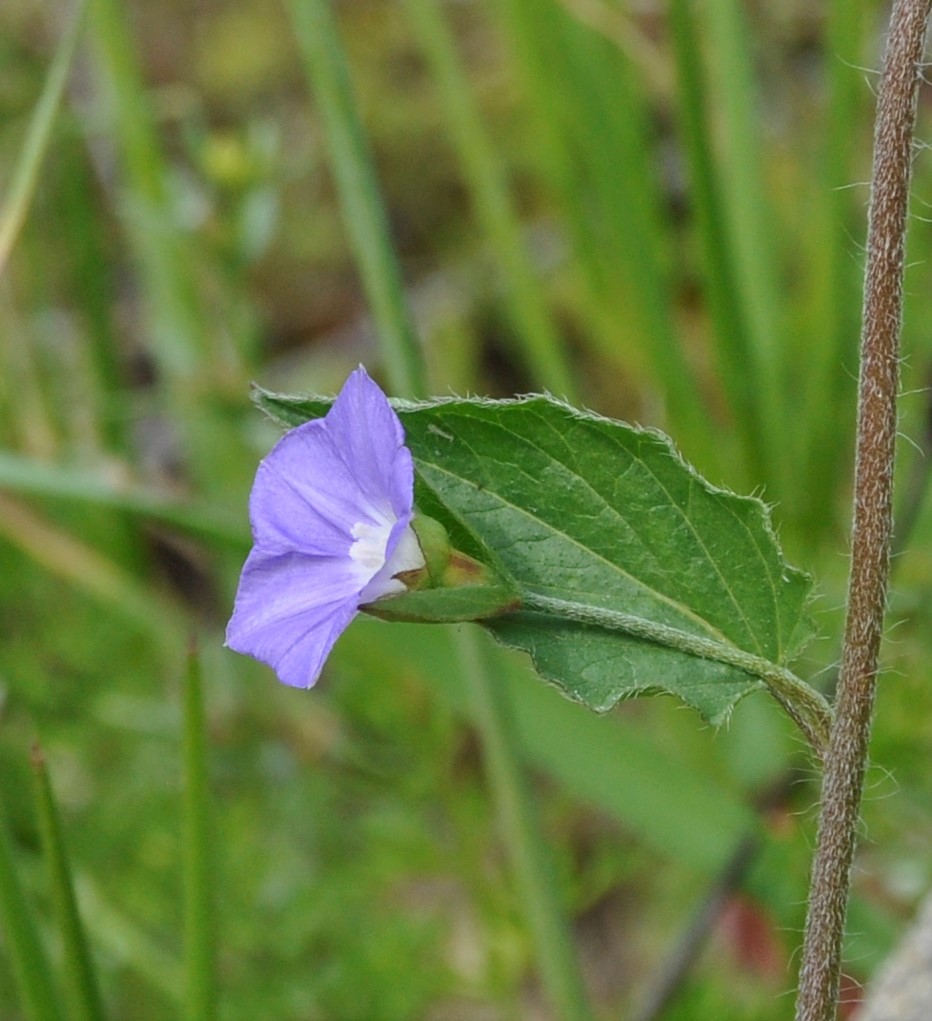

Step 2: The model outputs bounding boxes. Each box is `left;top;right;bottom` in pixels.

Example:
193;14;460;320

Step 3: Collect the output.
362;581;520;623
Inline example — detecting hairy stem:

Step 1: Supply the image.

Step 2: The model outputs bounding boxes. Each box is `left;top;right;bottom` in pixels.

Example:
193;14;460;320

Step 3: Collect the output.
794;2;931;1018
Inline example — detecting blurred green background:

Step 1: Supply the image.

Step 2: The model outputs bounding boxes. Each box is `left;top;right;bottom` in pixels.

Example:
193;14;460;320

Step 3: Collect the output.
1;0;931;1018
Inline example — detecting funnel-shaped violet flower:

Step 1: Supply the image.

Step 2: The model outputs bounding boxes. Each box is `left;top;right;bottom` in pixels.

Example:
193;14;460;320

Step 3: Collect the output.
226;367;425;687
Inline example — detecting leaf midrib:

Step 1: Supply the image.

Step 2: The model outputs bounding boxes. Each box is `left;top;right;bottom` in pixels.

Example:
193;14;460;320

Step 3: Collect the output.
415;455;736;648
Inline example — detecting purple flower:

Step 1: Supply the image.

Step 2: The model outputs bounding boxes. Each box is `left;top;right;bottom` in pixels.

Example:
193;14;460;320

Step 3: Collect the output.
225;367;425;687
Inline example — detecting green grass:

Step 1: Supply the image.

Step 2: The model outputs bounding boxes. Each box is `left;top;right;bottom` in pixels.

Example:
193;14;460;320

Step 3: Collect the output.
1;0;930;1018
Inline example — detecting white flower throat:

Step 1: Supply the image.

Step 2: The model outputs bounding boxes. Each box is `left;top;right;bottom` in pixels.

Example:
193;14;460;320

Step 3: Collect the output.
350;518;392;573
350;512;425;602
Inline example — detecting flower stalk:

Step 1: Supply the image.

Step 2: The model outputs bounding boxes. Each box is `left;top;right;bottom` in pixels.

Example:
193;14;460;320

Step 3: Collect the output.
794;1;932;1017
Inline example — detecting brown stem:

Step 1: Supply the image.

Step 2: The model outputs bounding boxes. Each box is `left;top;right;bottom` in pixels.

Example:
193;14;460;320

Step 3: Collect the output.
794;3;931;1020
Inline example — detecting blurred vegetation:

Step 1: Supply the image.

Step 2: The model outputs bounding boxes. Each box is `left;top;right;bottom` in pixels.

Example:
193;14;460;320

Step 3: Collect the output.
1;0;931;1018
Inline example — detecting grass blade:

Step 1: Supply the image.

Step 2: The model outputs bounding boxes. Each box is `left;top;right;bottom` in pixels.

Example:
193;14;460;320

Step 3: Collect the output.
87;0;252;503
497;1;715;461
402;0;578;399
796;0;870;543
0;493;183;643
0;0;87;275
0;808;64;1021
669;0;761;480
286;0;427;398
0;451;248;549
87;0;202;380
30;745;106;1021
74;877;183;1004
182;642;217;1021
454;629;594;1021
699;0;787;494
493;0;613;356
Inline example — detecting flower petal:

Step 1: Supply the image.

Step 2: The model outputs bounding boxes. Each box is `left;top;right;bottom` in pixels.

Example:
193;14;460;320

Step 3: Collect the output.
249;424;369;555
225;548;362;687
248;368;413;555
227;366;419;688
269;601;359;688
325;366;415;522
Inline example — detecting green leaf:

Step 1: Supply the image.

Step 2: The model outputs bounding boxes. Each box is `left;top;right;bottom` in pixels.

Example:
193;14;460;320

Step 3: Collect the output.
254;388;816;727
